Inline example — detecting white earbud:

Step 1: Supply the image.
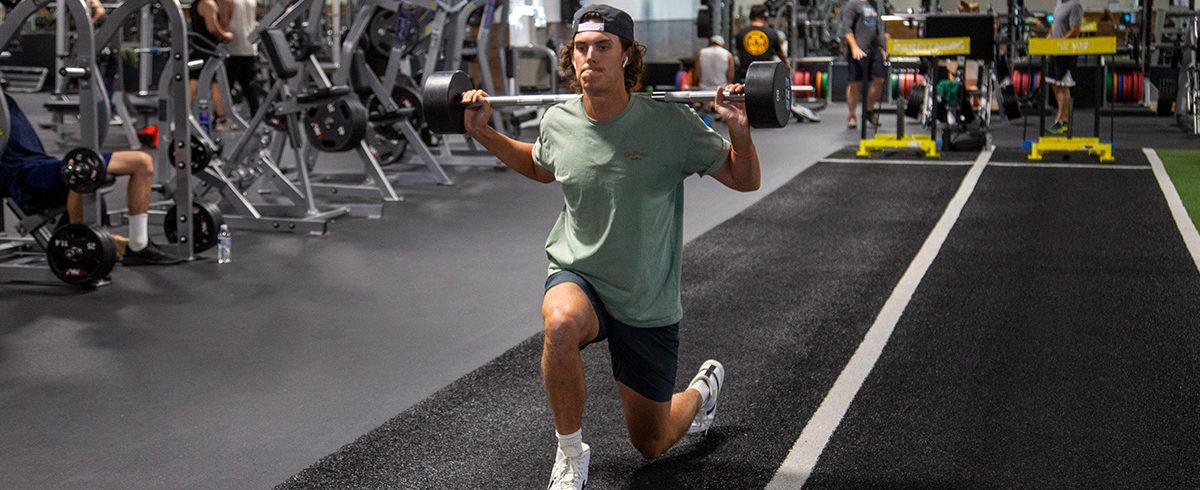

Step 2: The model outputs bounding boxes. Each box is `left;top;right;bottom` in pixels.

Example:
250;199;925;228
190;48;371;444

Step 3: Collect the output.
622;56;629;67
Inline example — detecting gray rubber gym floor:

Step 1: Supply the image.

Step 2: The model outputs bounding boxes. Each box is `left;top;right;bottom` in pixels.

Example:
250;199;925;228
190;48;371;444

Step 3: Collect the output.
3;94;1199;488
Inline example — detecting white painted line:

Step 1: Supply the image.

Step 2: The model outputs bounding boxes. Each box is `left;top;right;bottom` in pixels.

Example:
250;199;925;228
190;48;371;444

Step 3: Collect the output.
767;148;993;489
821;158;973;166
989;161;1150;170
1145;148;1200;273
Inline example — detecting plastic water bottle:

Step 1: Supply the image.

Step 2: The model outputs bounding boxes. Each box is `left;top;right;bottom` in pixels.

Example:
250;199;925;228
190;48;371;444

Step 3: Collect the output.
198;99;212;135
199;110;211;135
217;224;232;264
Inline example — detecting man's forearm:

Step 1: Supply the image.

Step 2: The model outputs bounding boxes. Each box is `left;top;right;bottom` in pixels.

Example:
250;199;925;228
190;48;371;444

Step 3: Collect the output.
845;33;860;52
728;129;761;190
470;127;543;180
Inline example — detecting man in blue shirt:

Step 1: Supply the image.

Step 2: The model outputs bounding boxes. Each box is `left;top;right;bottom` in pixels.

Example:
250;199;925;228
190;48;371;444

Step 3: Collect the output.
1;95;181;265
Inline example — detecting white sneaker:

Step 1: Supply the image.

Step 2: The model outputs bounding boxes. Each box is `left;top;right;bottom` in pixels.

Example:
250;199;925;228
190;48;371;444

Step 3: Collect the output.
547;442;590;489
687;360;725;435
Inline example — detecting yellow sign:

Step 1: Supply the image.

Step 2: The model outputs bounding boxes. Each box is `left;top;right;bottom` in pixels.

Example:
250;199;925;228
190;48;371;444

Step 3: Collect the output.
1081;21;1098;33
886;37;970;57
743;30;770;57
1028;36;1116;55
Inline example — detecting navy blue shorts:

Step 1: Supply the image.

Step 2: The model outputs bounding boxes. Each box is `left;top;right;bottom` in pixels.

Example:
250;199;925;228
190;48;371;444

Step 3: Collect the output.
847;47;888;82
3;153;111;212
544;270;680;403
1046;56;1077;87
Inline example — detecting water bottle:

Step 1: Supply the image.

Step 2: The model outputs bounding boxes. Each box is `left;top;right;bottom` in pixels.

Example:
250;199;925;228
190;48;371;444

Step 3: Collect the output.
217;224;232;264
199;110;211;135
198;99;211;135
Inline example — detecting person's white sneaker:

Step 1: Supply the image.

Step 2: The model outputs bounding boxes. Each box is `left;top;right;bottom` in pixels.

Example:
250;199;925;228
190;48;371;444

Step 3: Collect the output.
546;442;590;489
687;360;725;435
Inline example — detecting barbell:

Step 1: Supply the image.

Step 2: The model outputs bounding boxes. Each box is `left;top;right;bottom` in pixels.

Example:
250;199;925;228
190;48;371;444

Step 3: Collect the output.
422;61;802;135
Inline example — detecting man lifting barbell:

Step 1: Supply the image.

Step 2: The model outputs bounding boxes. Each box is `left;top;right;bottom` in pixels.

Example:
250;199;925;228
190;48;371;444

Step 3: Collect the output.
452;5;760;488
0;95;181;265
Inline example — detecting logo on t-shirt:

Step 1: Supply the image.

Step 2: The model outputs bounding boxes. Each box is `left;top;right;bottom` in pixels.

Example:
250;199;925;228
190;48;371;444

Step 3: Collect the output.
742;30;770;57
623;150;645;161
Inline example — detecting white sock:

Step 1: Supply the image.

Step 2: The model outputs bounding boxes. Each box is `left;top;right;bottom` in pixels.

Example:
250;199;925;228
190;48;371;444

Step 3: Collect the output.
689;378;711;407
128;213;149;251
556;429;583;458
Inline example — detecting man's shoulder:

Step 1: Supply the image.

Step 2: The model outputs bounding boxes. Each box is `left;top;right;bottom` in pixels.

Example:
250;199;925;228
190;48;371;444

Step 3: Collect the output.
541;98;582;124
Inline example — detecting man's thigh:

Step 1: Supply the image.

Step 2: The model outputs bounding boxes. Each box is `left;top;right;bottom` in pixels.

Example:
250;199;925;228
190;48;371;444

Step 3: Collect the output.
104;150;147;176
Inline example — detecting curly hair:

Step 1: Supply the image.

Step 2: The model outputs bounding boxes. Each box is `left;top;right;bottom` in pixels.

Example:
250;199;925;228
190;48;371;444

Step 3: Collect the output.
558;36;647;94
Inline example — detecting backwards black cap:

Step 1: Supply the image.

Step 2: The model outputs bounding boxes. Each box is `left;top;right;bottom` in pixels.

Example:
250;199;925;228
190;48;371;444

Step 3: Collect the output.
571;4;635;42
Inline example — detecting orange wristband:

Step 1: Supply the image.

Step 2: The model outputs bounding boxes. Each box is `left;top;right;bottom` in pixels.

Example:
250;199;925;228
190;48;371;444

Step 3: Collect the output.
731;145;754;160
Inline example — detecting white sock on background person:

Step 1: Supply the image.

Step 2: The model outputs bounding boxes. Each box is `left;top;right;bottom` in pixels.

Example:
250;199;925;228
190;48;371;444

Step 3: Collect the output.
129;213;149;252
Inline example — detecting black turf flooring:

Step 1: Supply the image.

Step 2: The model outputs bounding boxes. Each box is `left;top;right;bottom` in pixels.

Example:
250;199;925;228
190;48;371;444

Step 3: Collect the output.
806;165;1200;487
278;163;969;489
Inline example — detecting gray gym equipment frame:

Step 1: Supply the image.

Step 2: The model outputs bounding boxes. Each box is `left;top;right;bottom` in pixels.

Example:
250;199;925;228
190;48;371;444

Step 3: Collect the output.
179;31;347;234
249;0;403;208
90;0;197;260
335;0;455;186
424;0;510;168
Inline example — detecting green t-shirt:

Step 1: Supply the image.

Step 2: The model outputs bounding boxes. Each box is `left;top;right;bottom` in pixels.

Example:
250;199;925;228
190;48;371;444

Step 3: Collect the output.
532;95;731;327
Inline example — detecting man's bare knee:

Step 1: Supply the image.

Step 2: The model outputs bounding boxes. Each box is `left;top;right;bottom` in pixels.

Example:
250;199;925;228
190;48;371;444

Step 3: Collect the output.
543;309;587;351
137;153;154;177
630;435;668;459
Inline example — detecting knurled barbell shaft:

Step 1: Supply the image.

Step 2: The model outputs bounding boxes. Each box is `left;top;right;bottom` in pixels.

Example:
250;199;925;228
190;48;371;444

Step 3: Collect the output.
473;86;811;108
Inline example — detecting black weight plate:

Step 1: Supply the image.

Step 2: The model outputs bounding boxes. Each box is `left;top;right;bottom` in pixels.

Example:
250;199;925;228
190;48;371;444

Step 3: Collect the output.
744;61;791;128
368;82;423;140
367;126;409;165
169;135;215;174
164;202;225;253
46;224;117;285
60;147;107;193
422;70;473;134
305;96;369;152
1000;80;1022;120
367;9;397;60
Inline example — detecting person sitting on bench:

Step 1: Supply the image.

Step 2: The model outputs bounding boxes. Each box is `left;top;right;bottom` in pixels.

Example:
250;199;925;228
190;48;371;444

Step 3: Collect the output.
0;94;182;265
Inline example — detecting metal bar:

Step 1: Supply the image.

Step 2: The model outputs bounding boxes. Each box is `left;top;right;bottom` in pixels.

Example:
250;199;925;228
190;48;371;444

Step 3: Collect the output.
475;86;810;107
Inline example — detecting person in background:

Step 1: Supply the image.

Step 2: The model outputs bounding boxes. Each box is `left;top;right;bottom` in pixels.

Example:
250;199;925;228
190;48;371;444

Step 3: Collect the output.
87;0;105;23
1045;0;1083;134
188;0;232;127
841;0;887;129
695;35;735;116
219;0;261;124
733;4;789;82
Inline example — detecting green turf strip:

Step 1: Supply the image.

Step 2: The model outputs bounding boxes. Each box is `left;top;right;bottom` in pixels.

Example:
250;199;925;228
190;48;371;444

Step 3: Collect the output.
1159;149;1200;230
